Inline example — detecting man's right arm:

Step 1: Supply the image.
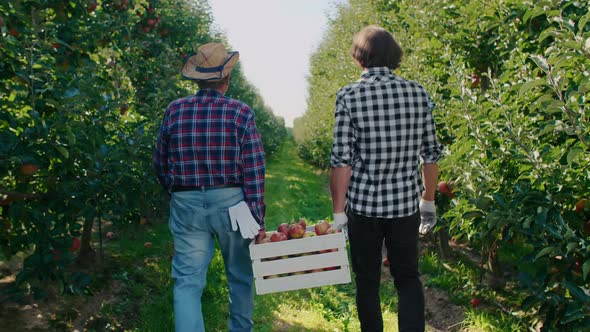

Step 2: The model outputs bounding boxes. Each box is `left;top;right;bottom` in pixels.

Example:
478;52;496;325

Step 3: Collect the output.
241;113;266;229
153;107;171;190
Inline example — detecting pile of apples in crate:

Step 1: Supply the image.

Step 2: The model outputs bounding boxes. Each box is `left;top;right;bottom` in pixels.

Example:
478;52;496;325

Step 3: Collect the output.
254;218;343;279
255;218;339;243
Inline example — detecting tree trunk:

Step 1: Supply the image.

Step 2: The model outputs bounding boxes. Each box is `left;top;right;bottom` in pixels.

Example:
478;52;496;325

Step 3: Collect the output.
77;217;95;266
437;229;451;259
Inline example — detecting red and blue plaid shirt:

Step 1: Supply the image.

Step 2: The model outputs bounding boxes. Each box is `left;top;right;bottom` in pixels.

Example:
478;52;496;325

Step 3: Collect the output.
153;89;266;225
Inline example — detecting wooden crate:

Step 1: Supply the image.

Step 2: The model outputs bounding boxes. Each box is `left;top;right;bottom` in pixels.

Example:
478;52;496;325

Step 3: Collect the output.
249;227;351;295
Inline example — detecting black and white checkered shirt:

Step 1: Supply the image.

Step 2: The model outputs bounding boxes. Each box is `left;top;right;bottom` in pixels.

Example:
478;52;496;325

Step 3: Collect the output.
331;67;443;218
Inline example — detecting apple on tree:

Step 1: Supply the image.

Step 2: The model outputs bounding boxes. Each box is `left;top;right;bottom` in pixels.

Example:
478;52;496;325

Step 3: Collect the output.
575;198;588;214
438;180;456;198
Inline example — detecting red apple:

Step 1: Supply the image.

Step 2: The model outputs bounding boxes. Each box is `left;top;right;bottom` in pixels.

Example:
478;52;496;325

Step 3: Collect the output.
8;26;19;37
86;2;97;13
257;237;271;244
438;181;456;198
575;199;588;213
147;19;157;27
158;28;169;37
325;228;337;234
383;258;390;267
270;232;287;242
314;220;330;235
470;298;480;307
470;73;480;88
106;231;114;239
277;223;290;236
438;181;449;194
297;218;307;229
20;163;39;175
288;224;305;239
583;221;590;236
70;238;81;252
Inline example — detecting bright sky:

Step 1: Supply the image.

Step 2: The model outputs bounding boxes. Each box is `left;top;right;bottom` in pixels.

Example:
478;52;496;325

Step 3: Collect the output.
208;0;342;127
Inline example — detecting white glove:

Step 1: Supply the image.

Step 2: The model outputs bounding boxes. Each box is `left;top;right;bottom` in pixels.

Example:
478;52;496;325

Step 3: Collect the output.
419;199;437;235
333;212;348;238
228;201;260;239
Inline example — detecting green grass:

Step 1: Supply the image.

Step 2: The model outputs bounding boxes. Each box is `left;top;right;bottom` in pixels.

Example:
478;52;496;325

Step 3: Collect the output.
80;140;525;331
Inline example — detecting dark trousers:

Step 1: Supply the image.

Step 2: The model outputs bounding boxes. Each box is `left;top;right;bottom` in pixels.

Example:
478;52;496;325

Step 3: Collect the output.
347;211;425;332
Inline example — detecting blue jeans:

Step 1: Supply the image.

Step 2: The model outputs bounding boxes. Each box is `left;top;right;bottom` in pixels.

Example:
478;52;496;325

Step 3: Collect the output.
169;187;254;332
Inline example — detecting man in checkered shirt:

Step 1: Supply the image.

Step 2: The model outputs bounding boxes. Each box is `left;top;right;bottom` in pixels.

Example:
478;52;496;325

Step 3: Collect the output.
154;42;265;332
330;26;443;332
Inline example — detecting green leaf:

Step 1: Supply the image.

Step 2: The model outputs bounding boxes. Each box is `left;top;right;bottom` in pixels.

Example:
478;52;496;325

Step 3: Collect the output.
563;281;590;303
566;148;583;164
534;246;558;260
530;55;550;72
56;146;69;159
538;124;555;136
538;27;557;42
462;210;483;220
519;79;547;97
583;260;590;280
64;88;80;98
566;242;578;251
579;12;590;32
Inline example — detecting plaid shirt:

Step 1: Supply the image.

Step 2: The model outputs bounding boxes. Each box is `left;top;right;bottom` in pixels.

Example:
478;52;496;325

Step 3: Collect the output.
331;67;443;218
153;89;266;225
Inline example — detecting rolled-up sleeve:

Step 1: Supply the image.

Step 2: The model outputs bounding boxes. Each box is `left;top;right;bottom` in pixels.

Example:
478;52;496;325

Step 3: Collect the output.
241;113;266;228
420;97;444;163
330;93;356;168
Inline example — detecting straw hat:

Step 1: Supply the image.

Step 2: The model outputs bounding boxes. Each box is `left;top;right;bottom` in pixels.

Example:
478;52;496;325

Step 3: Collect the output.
181;42;239;81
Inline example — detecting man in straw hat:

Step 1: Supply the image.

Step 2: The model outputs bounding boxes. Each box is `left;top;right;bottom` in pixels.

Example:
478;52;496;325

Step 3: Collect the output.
154;42;266;332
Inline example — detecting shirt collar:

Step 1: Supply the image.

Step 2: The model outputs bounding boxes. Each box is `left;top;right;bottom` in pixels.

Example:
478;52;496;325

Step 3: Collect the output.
196;88;224;97
361;67;392;78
